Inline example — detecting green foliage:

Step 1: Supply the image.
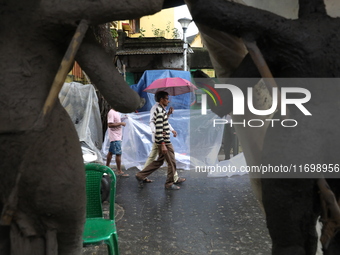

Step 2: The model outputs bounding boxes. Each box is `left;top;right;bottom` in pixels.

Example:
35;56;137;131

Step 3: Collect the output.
165;21;171;36
139;28;146;38
151;24;163;37
138;22;181;39
110;29;118;38
172;27;181;39
166;22;181;39
151;22;181;39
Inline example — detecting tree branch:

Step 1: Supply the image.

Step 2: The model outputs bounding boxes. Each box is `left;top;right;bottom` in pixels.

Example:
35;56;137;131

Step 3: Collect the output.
298;0;327;19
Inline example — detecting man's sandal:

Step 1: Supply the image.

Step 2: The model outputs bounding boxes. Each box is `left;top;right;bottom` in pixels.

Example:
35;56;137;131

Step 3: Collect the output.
135;176;144;188
165;184;180;190
174;177;186;184
143;178;154;183
116;172;129;177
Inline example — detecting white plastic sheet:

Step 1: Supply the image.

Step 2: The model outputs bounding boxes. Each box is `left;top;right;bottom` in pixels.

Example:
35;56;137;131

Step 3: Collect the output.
101;109;226;171
59;82;103;163
207;153;248;178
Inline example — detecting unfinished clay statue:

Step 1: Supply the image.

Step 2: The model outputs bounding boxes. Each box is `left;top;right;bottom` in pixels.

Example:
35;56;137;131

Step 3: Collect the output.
0;1;166;254
187;0;340;254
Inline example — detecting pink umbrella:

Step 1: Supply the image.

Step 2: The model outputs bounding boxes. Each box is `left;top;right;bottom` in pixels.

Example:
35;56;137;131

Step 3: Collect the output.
143;77;197;96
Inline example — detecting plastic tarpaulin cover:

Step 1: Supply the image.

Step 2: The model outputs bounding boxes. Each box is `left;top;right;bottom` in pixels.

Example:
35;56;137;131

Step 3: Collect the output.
59;82;103;163
102;109;225;170
130;70;195;112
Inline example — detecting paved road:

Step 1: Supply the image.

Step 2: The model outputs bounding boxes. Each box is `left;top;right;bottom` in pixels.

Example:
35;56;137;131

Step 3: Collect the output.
83;167;272;255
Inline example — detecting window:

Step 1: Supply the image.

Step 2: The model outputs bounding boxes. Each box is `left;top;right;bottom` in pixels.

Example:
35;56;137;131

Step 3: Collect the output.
129;19;140;34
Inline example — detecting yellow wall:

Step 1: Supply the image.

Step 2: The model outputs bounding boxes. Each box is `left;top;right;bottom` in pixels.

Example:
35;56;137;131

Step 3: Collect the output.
190;34;203;47
201;69;215;77
139;9;174;38
117;8;175;39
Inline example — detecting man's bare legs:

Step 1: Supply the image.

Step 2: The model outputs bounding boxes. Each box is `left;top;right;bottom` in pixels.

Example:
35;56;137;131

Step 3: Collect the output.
106;151;113;167
115;154;122;174
106;153;128;177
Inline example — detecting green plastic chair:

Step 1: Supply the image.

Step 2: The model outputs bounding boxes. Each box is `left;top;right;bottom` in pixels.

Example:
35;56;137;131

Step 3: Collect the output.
83;163;119;255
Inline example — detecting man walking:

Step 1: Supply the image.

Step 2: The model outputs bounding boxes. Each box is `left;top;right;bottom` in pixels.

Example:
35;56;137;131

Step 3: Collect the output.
136;91;185;190
143;92;181;183
106;108;129;177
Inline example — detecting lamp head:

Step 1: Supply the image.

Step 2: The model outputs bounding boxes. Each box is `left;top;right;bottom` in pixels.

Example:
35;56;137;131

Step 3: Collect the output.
178;17;192;32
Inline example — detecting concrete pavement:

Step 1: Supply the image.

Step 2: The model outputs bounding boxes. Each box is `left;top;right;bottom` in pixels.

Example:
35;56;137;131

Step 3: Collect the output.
83;166;271;255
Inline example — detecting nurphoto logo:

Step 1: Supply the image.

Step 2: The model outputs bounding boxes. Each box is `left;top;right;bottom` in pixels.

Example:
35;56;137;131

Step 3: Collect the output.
201;84;312;128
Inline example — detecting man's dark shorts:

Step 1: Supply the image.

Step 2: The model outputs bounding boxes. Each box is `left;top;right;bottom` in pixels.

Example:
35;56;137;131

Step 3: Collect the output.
109;141;122;155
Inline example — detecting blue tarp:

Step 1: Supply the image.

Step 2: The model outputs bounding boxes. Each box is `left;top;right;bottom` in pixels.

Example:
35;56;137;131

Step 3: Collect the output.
130;70;195;112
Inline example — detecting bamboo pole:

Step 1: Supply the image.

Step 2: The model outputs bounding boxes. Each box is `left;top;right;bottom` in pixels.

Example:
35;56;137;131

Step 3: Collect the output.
242;39;289;118
42;19;89;116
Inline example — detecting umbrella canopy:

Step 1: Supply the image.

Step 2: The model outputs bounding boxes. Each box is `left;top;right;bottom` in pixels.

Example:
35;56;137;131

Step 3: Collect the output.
143;77;197;96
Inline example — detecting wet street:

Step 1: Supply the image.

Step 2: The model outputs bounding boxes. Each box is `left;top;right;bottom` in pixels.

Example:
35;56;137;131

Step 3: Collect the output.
83;166;272;255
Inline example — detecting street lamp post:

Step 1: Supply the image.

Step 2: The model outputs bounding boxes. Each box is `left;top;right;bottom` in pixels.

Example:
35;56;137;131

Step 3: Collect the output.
178;17;192;71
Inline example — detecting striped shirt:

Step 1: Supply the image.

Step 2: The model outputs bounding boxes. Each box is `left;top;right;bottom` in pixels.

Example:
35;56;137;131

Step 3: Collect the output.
154;105;171;144
150;103;174;143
